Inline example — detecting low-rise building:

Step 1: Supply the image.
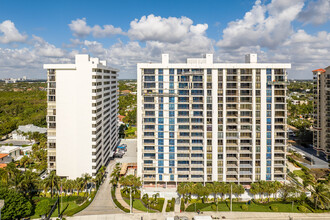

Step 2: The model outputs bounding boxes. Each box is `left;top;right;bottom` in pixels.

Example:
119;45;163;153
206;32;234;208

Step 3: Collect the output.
12;124;47;140
0;153;13;165
0;146;21;160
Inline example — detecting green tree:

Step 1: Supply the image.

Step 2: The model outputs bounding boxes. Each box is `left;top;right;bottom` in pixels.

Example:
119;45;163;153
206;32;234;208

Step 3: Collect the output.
43;170;60;198
81;173;92;197
311;183;330;210
17;169;40;199
0;187;33;220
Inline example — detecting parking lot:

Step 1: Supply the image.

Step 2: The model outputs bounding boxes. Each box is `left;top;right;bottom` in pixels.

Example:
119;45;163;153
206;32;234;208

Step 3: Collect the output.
116;139;137;163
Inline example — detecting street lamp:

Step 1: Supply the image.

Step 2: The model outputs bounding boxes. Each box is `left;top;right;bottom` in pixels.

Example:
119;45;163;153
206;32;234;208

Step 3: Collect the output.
0;200;4;220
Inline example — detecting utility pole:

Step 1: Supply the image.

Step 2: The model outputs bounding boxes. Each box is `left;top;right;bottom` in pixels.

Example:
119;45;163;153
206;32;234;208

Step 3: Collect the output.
130;186;132;213
230;184;232;212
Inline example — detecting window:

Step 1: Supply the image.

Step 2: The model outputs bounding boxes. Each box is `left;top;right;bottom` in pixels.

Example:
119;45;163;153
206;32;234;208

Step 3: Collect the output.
158;146;164;152
158;75;163;81
158;160;164;166
267;104;271;110
158;167;164;173
159;111;163;117
158;125;164;131
158;139;164;145
158;69;163;74
169;139;175;145
169;97;175;103
158;132;164;138
267;160;271;166
169;125;175;131
169;146;175;152
158;153;164;159
169;160;175;166
267;118;271;124
170;69;174;74
169;153;175;159
267;146;271;153
159;175;162;181
169;118;175;124
158;118;164;124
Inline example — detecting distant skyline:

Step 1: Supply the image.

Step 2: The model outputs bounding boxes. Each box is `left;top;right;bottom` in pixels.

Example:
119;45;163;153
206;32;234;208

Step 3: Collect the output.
0;0;329;79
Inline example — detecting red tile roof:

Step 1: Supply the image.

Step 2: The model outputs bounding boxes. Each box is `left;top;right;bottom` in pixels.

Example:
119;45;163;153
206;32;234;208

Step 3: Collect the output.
0;153;9;159
312;69;325;72
0;163;7;168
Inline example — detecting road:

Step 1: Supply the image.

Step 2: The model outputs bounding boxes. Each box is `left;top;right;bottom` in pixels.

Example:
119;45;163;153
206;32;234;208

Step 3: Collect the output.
290;145;328;169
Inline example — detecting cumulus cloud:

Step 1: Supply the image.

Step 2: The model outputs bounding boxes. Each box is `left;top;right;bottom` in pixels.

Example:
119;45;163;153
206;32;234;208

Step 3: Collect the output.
128;14;208;43
0;20;27;44
68;18;123;38
298;0;330;25
217;0;304;49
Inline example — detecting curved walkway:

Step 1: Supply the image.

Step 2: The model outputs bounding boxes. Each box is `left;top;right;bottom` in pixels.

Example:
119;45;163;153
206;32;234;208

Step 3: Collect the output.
115;185;143;213
75;160;123;216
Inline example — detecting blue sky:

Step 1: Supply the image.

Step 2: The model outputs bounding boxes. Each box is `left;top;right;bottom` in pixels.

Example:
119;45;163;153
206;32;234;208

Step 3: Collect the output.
0;0;329;79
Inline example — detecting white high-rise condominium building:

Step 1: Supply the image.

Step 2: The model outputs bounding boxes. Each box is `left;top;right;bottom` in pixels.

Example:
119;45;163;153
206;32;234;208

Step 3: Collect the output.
44;54;119;179
137;54;290;187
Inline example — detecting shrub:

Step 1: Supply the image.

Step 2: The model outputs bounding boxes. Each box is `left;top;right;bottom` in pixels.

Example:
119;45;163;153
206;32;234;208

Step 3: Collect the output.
298;205;308;213
150;198;165;212
211;204;217;211
180;198;185;212
75;196;86;205
241;204;249;211
270;205;278;212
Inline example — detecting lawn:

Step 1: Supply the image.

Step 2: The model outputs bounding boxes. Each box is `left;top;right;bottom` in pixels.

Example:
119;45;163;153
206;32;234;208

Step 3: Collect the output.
30;196;83;219
293;170;305;177
185;201;305;213
124;198;156;213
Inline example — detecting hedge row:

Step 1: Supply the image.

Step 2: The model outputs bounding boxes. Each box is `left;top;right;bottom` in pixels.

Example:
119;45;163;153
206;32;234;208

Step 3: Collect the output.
111;187;130;213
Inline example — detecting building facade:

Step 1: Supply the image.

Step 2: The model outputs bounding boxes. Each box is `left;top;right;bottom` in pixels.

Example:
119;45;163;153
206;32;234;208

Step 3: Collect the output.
137;54;290;187
313;67;330;161
44;54;119;179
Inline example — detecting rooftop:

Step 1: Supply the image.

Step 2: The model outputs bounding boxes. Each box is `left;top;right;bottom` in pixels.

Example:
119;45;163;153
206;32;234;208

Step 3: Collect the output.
0;146;20;153
0;153;9;159
312;68;325;73
13;124;47;134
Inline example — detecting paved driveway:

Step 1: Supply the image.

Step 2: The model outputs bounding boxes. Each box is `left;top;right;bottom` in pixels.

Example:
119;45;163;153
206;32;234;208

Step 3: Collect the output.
75;161;123;216
290;145;328;169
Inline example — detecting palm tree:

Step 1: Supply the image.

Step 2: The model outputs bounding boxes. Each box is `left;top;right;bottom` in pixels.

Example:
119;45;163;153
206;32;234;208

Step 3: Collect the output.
272;181;282;200
75;177;84;196
234;184;245;201
250;182;260;199
43;170;60;198
0;168;8;186
177;182;189;203
311;183;330;210
19;155;30;171
18;170;40;199
206;182;216;202
258;181;268;200
81;173;92;197
280;183;297;202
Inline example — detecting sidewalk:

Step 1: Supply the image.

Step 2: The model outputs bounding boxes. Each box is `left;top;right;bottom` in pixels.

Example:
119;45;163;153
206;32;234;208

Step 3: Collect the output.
162;198;167;213
68;211;330;220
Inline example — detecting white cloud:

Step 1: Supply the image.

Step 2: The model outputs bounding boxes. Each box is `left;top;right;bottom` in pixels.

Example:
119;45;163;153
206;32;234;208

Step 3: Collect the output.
68;18;123;38
0;20;27;44
217;0;304;49
298;0;330;25
128;14;208;43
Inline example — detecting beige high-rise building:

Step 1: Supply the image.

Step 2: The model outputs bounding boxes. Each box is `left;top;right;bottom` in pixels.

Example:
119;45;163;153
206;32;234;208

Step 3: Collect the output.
313;67;330;161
